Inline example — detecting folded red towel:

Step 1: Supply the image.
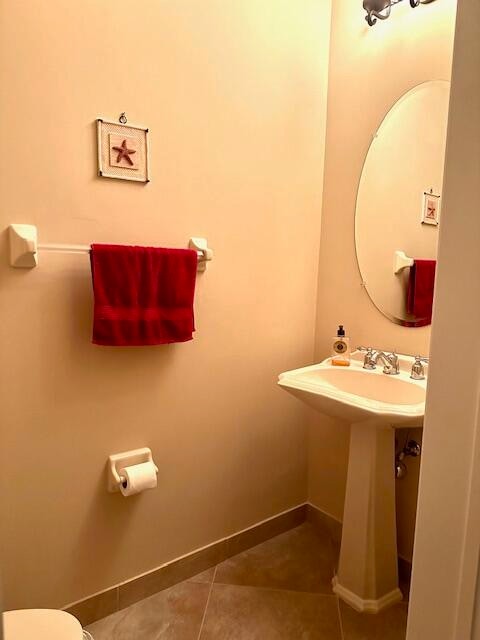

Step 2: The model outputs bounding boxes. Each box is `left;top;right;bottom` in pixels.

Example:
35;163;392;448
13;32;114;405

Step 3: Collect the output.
407;259;436;325
90;244;197;346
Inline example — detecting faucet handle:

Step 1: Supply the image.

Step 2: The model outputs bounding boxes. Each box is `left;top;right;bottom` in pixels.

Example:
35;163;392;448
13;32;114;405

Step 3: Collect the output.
411;355;428;380
414;355;429;363
357;346;376;370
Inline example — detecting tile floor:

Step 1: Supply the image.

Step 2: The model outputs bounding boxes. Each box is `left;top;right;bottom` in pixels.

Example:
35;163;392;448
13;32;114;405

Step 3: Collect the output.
86;523;408;640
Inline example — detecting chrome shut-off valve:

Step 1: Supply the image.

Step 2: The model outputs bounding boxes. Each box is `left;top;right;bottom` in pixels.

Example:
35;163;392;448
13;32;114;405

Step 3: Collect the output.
395;439;422;479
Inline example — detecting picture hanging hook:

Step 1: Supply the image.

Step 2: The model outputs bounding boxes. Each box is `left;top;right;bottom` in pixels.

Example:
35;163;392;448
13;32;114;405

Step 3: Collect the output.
119;112;128;124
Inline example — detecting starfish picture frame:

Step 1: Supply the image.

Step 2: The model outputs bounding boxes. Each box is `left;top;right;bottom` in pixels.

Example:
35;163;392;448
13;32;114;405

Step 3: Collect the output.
96;118;150;183
421;189;440;226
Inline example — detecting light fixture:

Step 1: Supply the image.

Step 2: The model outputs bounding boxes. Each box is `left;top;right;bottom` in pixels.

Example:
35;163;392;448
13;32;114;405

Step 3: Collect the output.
363;0;436;26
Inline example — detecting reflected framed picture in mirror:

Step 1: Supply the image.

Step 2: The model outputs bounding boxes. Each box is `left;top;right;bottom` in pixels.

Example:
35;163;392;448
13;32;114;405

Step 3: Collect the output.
421;190;441;226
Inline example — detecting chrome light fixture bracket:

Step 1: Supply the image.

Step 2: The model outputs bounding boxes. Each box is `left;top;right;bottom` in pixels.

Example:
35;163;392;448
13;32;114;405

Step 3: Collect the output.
363;0;436;26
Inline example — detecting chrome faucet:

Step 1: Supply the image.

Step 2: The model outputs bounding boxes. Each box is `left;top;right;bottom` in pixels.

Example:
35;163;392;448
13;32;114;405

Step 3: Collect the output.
374;351;400;375
357;346;400;375
410;355;429;380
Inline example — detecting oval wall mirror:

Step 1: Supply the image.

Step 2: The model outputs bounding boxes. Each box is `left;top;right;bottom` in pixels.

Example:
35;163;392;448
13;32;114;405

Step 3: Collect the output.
355;80;450;327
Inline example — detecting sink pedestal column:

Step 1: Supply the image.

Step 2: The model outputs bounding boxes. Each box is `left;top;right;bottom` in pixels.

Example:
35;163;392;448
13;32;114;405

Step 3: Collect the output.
332;420;403;613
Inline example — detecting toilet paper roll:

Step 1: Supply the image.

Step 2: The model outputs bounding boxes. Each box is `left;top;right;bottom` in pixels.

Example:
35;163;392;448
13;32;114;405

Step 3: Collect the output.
119;461;158;497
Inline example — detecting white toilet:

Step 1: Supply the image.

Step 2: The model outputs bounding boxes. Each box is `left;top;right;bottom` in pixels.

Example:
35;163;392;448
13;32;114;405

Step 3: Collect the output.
3;609;86;639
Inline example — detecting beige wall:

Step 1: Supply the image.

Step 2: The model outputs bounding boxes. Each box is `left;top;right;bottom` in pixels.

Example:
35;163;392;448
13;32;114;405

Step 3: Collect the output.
407;0;480;635
0;1;332;609
310;0;457;560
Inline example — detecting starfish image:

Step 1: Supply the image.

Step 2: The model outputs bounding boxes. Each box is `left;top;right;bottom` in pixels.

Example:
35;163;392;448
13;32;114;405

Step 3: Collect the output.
112;139;136;166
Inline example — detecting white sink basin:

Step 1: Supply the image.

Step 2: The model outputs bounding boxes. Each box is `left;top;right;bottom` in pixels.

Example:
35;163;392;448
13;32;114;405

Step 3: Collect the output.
278;350;427;613
278;352;425;427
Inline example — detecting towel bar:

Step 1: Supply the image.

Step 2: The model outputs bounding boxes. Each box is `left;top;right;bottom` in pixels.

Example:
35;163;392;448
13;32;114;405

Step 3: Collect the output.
8;224;213;271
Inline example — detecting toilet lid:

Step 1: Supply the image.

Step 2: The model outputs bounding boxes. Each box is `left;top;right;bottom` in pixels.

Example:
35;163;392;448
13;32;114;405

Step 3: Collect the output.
3;609;84;640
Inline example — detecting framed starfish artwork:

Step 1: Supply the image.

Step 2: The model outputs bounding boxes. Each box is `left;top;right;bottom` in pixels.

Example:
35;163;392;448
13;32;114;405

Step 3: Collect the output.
421;189;440;226
96;118;150;183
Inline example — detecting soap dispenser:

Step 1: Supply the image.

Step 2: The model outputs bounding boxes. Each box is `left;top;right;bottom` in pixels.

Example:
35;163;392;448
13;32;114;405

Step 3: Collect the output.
331;325;351;366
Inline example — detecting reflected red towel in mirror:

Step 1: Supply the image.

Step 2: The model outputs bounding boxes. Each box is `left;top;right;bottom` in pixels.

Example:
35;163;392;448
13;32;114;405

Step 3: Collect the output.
407;259;436;323
90;244;197;346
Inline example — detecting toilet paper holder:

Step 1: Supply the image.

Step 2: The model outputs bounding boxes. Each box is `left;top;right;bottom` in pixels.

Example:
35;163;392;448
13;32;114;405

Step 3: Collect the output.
108;447;158;493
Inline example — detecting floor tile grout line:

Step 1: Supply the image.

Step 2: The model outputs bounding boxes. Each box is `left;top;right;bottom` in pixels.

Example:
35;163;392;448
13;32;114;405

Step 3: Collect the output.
212;580;338;598
196;564;218;640
336;595;345;640
326;529;338;578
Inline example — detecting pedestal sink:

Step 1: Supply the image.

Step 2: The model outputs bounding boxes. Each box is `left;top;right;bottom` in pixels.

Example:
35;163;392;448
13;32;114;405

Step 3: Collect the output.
278;351;426;613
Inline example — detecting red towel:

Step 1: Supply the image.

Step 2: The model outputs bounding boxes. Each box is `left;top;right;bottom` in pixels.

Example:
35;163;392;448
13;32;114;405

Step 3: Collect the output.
90;244;197;346
407;259;436;324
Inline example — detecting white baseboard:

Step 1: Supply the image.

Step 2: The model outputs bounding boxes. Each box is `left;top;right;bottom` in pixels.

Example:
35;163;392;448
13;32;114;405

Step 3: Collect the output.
332;576;403;613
